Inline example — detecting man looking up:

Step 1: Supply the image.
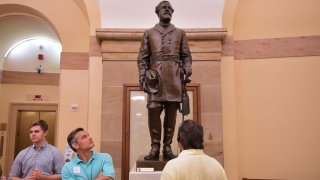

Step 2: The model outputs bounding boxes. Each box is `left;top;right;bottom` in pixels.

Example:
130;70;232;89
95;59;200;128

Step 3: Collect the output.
61;128;115;180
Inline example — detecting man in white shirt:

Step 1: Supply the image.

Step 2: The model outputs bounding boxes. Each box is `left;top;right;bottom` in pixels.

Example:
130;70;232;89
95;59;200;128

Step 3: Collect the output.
161;120;228;180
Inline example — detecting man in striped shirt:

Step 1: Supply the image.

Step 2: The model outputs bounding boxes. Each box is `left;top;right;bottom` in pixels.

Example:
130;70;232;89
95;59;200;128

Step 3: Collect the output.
9;120;64;180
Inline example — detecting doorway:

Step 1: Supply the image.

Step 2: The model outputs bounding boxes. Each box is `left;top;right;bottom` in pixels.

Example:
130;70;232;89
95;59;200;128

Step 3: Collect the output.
121;84;201;180
5;103;58;176
15;110;57;157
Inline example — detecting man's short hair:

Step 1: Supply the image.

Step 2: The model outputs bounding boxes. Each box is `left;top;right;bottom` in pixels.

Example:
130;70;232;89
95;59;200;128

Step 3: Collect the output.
155;1;174;15
67;127;84;152
177;120;204;149
29;119;48;132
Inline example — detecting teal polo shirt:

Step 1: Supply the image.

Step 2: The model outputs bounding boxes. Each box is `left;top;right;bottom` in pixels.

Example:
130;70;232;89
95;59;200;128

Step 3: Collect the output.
62;151;115;180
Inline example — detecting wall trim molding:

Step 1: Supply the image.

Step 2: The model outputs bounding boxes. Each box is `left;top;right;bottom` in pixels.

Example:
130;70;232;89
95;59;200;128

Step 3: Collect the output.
96;28;227;62
96;28;228;41
1;71;59;86
222;35;320;60
60;52;89;70
89;36;101;57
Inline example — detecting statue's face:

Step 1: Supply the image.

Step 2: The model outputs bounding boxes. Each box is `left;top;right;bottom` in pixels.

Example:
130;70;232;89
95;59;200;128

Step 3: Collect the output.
158;2;173;23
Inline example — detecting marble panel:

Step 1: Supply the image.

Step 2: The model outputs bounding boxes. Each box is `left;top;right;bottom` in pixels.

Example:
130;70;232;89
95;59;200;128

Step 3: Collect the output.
101;140;122;168
201;86;222;113
102;61;138;86
189;40;221;53
222;35;234;56
101;86;123;141
102;52;138;61
192;61;221;85
234;35;320;60
204;140;224;166
89;36;101;56
1;71;59;86
102;40;140;53
201;112;223;141
101;86;123;114
60;52;89;70
192;52;221;61
101;112;122;141
102;52;221;61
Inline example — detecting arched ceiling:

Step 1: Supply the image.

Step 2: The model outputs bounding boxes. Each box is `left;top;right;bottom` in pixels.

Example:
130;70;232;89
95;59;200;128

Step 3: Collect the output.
0;4;52;22
72;0;89;23
0;15;59;56
0;0;94;71
0;4;60;70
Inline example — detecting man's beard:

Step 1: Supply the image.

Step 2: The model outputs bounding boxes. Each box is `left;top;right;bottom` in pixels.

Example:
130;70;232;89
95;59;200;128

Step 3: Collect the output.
161;17;171;24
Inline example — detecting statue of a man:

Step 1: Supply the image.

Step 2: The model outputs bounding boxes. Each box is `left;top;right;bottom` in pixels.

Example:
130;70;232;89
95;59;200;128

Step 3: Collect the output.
137;1;192;160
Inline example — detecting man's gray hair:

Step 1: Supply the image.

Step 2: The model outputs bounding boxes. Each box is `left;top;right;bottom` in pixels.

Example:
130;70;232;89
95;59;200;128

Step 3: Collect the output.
155;1;174;15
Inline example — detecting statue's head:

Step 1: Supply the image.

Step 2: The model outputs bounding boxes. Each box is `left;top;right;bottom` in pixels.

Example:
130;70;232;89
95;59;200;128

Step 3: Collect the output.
155;1;174;23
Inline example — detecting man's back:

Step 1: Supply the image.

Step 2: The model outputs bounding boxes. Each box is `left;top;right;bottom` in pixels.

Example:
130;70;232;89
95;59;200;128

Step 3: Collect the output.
161;149;227;180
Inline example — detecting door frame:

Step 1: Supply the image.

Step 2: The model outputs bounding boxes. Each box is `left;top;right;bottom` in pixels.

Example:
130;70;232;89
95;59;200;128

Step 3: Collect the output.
121;84;201;180
5;103;58;176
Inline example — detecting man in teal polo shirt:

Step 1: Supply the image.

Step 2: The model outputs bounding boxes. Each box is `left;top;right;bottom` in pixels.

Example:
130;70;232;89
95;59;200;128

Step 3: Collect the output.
61;128;115;180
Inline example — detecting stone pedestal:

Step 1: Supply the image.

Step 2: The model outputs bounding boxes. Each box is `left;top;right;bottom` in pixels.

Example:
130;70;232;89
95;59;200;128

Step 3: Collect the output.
129;164;161;180
136;155;169;171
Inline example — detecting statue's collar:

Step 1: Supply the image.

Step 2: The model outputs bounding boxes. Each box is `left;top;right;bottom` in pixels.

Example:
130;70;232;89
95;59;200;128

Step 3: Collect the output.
159;22;170;28
154;23;175;34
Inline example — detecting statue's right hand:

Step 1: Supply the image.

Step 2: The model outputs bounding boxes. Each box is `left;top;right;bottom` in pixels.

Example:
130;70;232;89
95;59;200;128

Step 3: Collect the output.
139;75;145;89
184;66;192;77
139;75;144;84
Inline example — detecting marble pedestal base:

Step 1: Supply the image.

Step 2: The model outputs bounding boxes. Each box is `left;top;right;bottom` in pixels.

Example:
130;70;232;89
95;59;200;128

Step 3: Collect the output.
129;165;162;180
136;155;169;171
129;155;171;180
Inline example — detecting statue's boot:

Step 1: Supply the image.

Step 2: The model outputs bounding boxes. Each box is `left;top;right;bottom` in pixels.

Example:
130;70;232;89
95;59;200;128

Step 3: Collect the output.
144;106;162;160
163;102;178;160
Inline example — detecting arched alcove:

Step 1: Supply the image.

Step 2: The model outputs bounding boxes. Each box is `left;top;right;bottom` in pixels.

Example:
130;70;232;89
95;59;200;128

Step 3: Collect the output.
1;15;61;74
0;4;62;176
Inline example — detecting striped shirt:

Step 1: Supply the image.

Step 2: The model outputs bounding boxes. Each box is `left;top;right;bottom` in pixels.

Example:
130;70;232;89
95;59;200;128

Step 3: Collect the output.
9;142;64;179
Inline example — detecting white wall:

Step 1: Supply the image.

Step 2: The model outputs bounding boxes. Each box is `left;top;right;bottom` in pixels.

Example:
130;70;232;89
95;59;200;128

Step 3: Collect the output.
98;0;225;28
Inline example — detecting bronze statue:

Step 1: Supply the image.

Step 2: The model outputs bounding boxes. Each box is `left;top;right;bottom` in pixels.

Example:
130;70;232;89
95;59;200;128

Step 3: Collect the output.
137;1;192;161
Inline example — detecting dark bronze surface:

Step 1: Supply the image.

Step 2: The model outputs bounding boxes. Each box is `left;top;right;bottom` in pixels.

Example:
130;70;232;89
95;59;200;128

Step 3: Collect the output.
136;155;169;171
137;1;192;161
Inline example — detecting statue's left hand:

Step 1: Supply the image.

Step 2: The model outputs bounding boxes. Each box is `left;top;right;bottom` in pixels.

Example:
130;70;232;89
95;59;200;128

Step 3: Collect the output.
184;66;192;77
